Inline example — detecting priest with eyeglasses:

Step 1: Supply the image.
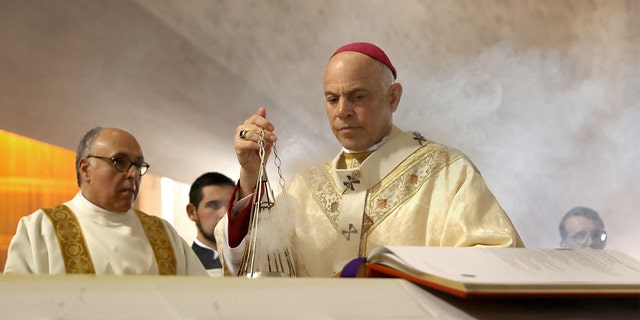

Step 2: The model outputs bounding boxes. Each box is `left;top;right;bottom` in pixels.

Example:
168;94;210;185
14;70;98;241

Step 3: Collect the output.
4;127;207;275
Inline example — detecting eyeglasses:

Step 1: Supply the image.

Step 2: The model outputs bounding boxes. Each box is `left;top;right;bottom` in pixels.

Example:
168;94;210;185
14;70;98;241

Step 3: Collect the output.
86;155;150;176
568;229;607;246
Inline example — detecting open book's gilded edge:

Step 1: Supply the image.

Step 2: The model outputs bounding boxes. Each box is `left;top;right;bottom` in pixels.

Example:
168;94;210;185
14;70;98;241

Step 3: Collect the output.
366;263;640;298
366;263;468;297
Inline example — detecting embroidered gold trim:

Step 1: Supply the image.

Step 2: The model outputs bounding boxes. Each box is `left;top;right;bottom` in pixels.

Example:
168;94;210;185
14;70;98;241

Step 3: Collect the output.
303;140;465;256
42;205;95;274
365;144;464;231
304;163;341;228
134;210;177;275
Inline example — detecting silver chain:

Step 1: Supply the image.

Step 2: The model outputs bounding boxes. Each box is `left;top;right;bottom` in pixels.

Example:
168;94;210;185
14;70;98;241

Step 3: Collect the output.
272;143;285;192
256;128;286;191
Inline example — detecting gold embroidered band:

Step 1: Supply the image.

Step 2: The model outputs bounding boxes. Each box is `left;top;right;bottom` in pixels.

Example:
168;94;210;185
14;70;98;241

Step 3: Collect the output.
42;205;96;274
135;210;177;275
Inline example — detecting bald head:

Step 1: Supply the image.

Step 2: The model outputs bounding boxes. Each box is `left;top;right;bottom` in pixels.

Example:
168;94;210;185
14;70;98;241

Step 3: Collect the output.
325;51;395;89
77;127;146;212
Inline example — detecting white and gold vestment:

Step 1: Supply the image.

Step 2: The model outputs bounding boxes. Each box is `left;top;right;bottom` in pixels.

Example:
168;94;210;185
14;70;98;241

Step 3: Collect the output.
5;193;207;275
218;127;523;277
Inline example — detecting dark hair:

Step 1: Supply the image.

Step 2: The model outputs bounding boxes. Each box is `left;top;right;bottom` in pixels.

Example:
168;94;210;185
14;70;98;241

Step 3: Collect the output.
75;127;103;187
188;172;236;206
559;207;604;241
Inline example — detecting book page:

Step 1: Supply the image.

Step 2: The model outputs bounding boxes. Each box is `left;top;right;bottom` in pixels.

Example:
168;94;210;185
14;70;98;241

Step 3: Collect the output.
373;247;640;285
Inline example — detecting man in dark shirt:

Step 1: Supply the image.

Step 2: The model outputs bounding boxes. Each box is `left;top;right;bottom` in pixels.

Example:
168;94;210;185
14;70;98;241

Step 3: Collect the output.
186;172;235;275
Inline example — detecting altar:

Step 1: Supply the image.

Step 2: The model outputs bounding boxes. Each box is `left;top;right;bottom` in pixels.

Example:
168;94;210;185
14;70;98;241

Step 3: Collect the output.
0;276;637;319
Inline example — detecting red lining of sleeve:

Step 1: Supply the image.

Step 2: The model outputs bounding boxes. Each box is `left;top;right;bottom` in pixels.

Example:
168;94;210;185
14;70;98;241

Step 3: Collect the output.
227;184;253;247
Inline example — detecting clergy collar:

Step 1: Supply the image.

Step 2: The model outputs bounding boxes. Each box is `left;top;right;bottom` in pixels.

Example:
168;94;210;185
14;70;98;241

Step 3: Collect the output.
194;238;215;251
194;238;219;258
342;133;391;154
342;124;405;154
76;192;134;215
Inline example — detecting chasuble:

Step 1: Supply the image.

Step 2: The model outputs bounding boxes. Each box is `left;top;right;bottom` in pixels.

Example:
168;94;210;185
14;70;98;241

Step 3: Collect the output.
217;127;523;277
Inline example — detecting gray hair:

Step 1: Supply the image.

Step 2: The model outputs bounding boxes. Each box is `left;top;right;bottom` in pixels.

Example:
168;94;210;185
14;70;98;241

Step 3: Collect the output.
375;60;396;89
75;127;103;187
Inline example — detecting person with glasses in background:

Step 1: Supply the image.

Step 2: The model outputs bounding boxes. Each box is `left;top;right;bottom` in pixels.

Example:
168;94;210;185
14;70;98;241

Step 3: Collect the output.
559;206;607;249
4;127;207;275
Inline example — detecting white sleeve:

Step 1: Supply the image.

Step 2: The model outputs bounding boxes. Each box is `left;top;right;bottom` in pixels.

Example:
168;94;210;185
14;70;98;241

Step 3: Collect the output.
4;211;65;274
215;192;254;276
217;214;249;276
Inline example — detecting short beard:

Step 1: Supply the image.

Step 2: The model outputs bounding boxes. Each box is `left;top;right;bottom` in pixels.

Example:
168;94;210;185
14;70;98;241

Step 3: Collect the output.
195;219;217;244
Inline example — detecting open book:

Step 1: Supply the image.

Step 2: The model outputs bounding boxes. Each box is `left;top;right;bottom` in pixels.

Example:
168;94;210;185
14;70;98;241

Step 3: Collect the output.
359;246;640;298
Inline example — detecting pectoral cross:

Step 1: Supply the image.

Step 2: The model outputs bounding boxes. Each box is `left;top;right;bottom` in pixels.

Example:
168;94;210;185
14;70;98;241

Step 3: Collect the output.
342;171;361;194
